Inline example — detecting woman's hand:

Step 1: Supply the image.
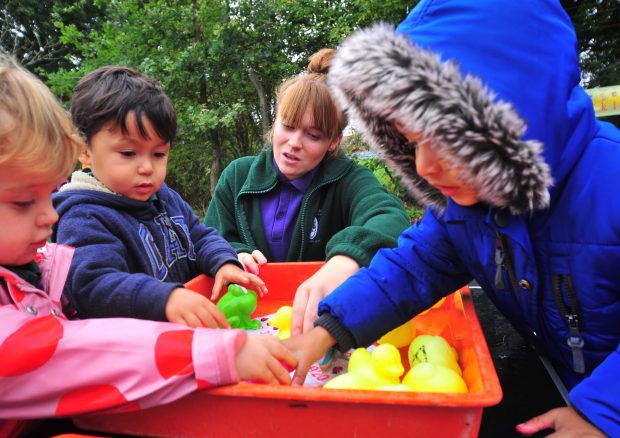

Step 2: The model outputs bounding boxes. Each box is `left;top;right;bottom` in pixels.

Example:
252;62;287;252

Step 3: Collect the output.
237;250;268;275
516;406;605;437
291;255;359;336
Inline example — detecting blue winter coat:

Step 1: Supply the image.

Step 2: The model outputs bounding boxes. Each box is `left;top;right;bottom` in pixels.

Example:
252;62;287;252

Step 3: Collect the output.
53;175;241;321
321;0;620;435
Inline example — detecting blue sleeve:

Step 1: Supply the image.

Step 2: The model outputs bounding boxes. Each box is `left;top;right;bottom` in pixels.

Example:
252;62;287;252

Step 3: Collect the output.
318;208;472;347
56;208;178;321
171;190;242;276
569;346;620;436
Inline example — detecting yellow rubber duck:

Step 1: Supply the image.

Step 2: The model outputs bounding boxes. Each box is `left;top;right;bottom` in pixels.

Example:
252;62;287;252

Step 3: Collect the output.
267;305;292;339
324;344;404;390
408;334;462;376
402;362;468;393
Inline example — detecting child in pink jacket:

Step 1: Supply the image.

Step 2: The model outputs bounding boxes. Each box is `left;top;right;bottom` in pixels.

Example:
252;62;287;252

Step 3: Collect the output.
0;56;296;436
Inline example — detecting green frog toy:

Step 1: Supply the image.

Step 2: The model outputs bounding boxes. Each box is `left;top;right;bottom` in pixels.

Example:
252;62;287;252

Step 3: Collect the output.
216;284;260;330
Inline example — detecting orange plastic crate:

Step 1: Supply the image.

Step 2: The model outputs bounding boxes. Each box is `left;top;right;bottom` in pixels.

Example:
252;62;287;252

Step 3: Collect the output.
73;262;501;437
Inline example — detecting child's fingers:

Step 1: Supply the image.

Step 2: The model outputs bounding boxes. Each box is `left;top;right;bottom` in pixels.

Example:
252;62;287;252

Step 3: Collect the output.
273;341;298;370
515;411;555;435
291;365;309;386
251;249;268;265
291;287;309;337
267;356;292;385
196;304;229;329
183;313;203;328
303;292;322;334
238;252;260;275
211;277;224;301
211;306;231;329
244;273;268;296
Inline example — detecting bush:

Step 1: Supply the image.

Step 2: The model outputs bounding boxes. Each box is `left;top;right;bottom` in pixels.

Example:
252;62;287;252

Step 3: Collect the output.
342;133;424;223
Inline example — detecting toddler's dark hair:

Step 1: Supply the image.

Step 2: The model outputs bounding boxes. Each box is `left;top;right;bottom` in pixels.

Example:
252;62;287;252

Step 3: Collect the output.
71;66;176;143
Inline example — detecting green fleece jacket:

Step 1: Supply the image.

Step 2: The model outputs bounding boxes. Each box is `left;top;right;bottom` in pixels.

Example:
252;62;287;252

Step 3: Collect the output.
204;148;410;266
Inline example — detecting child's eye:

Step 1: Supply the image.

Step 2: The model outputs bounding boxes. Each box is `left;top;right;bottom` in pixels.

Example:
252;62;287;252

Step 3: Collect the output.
154;152;168;158
13;200;34;208
120;150;135;157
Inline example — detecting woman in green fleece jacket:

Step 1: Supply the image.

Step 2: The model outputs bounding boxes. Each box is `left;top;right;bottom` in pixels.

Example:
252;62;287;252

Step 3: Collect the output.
205;49;410;335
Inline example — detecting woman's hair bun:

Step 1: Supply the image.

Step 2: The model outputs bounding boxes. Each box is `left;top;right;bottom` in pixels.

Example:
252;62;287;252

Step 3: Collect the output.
307;48;336;75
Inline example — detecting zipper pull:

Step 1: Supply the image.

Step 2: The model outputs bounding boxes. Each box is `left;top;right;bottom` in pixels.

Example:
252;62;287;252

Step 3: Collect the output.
566;314;586;374
494;233;505;289
162;213;172;228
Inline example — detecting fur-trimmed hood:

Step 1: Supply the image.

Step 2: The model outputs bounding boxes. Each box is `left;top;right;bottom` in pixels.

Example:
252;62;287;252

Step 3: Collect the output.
329;0;597;215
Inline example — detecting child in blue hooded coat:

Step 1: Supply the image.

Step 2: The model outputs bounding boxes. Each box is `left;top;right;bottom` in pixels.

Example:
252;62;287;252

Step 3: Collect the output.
285;1;620;436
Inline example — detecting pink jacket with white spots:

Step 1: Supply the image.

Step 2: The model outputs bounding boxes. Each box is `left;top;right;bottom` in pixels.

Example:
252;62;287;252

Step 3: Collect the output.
0;243;246;422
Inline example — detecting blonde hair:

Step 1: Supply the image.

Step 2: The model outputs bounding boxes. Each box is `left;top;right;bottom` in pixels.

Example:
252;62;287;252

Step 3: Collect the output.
272;48;347;150
0;54;84;179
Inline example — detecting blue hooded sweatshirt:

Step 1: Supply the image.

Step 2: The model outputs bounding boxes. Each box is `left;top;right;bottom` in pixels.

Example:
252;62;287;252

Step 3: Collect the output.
320;0;620;435
53;173;241;321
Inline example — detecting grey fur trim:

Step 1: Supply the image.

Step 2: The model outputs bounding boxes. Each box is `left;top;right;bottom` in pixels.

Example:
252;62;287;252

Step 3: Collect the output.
329;24;552;214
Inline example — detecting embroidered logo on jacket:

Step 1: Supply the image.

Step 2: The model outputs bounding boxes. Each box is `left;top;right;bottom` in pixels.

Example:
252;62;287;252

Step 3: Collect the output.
309;217;319;240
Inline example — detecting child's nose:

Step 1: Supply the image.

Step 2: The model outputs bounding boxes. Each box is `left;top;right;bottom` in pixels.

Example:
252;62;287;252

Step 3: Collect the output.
416;143;442;178
138;158;154;174
37;201;59;227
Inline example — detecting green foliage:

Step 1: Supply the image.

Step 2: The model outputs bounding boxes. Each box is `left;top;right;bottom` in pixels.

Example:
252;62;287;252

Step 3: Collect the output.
561;0;620;88
15;0;615;217
38;0;416;211
342;132;424;222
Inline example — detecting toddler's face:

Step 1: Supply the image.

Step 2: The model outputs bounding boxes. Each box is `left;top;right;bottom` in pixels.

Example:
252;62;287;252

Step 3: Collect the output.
81;111;170;201
396;124;480;207
0;166;59;265
272;108;339;181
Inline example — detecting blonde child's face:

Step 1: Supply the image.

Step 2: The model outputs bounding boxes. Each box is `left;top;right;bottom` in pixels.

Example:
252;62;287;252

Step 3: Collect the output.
81;111;170;201
272;108;339;181
396;124;480;207
0;166;59;265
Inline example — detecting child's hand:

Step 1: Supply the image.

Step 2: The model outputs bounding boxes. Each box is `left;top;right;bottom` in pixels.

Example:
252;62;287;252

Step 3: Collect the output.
165;287;231;328
236;334;297;384
282;326;336;386
211;262;267;301
291;255;359;336
516;406;605;437
238;249;268;275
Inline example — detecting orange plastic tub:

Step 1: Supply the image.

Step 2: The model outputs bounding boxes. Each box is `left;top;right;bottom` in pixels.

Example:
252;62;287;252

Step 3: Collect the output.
73;262;501;437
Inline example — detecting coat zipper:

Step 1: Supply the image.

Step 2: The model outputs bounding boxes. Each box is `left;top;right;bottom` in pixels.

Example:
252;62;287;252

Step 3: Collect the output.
551;274;585;374
494;231;519;301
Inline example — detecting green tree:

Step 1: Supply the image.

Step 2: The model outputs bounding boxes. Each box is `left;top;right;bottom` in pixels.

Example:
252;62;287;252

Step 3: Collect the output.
561;0;620;88
0;0;105;76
